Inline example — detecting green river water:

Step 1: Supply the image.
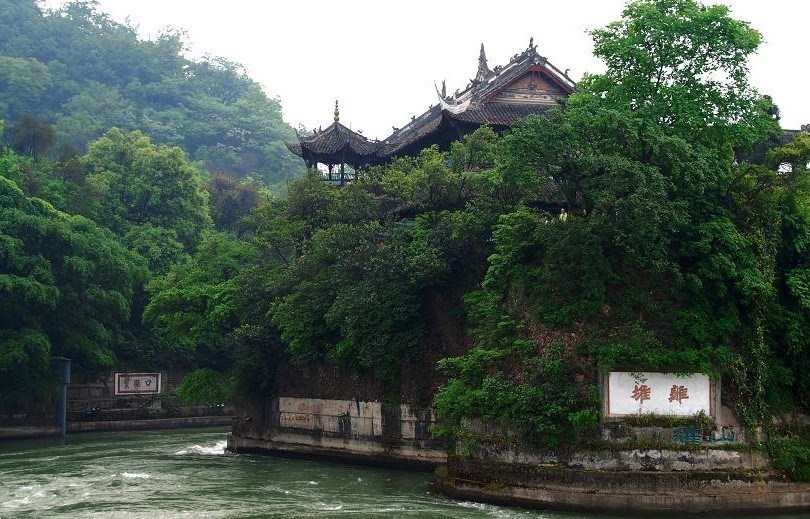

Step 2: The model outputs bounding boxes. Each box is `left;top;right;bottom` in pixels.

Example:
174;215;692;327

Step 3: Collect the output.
0;427;807;519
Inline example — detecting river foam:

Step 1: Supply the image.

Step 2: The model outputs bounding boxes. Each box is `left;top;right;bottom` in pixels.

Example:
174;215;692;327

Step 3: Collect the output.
121;472;151;479
173;440;227;456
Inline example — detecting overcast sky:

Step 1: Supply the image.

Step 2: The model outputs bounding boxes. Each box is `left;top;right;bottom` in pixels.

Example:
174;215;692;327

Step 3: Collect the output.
45;0;809;140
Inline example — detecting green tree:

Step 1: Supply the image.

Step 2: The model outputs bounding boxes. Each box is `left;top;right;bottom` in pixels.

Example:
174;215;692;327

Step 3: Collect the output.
83;128;211;248
0;56;52;120
433;0;788;446
769;131;810;407
54;82;138;153
0;174;147;412
207;173;265;231
122;224;185;275
176;368;232;407
10;115;55;158
0;0;302;183
588;0;771;145
143;232;257;367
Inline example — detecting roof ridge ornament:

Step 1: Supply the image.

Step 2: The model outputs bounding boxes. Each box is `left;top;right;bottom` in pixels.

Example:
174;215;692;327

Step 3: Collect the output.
475;43;494;84
334;99;339;122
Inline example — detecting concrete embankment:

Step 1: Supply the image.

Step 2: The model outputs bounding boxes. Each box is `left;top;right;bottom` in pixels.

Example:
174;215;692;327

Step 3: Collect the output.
436;450;810;515
0;415;234;440
229;397;810;515
227;397;445;470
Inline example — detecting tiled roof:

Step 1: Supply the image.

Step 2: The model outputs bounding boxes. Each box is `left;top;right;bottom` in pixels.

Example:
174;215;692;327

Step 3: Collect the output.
285;140;302;156
373;44;572;158
450;102;555;126
288;42;576;164
378;105;444;157
296;122;379;156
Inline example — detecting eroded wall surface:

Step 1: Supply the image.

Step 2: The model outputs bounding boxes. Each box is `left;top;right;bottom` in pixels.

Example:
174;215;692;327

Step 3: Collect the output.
229;397;445;469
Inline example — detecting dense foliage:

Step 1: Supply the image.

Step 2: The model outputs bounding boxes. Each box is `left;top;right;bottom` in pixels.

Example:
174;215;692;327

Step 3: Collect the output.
0;0;301;188
175;368;232;407
0;172;146;411
0;123;266;413
432;0;809;444
143;232;257;368
0;0;287;413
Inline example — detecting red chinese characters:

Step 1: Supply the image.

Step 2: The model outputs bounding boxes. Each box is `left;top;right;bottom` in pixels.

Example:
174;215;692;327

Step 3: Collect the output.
631;384;651;403
668;385;689;404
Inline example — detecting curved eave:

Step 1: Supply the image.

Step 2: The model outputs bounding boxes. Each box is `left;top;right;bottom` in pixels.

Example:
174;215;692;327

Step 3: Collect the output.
447;103;556;127
286;140;303;156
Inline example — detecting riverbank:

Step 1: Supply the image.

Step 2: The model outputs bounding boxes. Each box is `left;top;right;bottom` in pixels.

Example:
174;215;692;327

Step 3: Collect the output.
0;415;234;441
226;396;810;515
435;454;810;516
227;431;443;472
228;425;810;515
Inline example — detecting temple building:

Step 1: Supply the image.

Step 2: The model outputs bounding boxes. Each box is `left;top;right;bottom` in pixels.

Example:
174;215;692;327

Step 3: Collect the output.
287;40;576;180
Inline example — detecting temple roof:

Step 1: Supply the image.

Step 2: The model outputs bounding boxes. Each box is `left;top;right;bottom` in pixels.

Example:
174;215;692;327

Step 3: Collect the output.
377;40;574;159
290;121;378;157
377;105;444;157
288;40;577;166
287;100;380;168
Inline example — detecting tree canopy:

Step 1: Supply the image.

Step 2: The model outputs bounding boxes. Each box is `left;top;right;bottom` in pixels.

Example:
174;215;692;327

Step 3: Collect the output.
83;128;212;248
182;0;806;455
588;0;766;143
0;174;147;411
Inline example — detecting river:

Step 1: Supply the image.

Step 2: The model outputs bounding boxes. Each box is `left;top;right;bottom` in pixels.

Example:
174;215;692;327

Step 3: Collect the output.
0;427;806;518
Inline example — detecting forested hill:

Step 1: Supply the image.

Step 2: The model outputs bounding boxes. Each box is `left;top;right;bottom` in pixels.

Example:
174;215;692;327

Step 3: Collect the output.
0;0;301;187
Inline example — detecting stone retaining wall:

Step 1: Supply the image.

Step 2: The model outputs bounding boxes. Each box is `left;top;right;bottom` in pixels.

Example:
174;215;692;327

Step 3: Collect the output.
228;399;810;514
228;396;444;470
462;441;769;471
437;455;810;515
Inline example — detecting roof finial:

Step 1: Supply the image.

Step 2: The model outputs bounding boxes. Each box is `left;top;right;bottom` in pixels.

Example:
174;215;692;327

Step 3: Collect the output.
528;37;537;52
475;43;494;83
334;99;339;122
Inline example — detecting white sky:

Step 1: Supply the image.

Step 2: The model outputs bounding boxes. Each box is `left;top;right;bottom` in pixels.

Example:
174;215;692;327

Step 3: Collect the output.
44;0;809;140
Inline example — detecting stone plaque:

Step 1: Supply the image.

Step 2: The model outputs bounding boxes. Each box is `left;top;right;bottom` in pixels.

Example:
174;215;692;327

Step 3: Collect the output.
114;372;161;395
606;372;713;417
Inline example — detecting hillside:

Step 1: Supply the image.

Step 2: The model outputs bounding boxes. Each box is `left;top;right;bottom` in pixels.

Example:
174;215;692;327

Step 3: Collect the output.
0;0;302;188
